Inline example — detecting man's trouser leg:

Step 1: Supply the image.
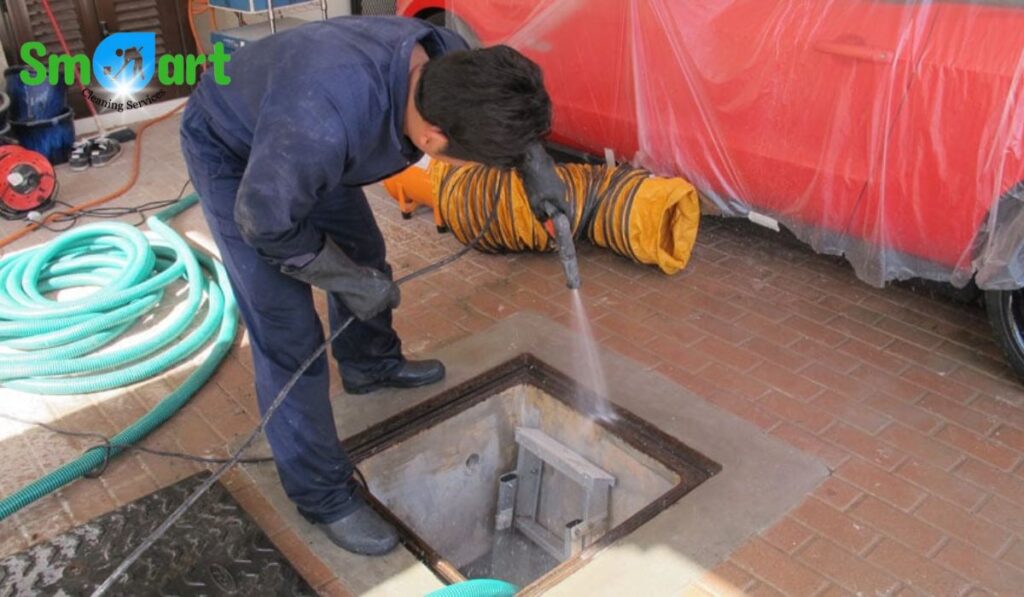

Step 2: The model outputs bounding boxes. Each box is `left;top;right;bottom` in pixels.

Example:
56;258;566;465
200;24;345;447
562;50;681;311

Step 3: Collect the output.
181;114;360;524
312;185;403;383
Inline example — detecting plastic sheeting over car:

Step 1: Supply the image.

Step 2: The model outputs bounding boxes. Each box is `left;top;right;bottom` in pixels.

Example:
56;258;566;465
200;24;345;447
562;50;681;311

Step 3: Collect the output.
418;0;1024;289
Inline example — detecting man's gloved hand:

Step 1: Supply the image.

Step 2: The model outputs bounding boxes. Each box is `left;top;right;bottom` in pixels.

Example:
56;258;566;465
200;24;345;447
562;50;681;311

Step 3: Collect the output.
517;142;572;223
281;237;400;321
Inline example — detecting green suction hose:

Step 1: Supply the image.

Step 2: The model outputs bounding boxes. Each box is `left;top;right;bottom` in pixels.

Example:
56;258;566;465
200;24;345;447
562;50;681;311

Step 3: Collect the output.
0;194;238;519
426;579;518;597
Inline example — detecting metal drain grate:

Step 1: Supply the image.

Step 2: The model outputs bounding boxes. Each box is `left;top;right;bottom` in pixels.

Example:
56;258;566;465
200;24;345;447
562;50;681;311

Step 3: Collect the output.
0;474;314;596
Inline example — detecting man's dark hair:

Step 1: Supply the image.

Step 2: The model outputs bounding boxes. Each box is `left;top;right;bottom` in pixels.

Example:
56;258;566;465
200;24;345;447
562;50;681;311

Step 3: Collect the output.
416;45;551;168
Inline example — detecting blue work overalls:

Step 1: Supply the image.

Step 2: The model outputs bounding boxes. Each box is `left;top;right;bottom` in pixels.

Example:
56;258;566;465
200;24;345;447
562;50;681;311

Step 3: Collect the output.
180;16;466;523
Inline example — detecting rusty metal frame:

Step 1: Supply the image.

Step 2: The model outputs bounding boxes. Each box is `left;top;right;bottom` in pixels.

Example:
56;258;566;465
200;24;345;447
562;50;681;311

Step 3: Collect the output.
343;354;722;596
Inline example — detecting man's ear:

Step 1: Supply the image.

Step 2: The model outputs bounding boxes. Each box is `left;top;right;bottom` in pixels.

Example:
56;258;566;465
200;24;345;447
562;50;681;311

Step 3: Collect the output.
423;126;448;155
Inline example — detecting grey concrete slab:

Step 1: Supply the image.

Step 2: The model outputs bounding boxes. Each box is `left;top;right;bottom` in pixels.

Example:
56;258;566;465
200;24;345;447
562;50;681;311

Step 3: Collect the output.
244;311;828;595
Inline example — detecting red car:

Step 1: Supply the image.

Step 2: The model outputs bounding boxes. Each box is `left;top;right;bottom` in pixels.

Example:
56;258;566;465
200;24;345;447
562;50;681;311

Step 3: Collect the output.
398;0;1024;378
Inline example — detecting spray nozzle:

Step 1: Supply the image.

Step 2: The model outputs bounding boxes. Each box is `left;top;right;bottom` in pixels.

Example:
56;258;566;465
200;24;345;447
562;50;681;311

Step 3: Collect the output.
518;142;580;290
544;201;581;290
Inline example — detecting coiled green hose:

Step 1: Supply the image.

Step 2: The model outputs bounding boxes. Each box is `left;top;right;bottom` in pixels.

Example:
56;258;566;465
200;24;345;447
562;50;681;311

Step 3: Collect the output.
0;194;237;519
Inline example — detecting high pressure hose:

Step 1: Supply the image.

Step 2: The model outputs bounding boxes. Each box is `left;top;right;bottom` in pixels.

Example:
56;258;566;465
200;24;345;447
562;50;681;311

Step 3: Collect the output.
0;194;237;518
4;188;518;597
7;9;514;595
92;183;510;596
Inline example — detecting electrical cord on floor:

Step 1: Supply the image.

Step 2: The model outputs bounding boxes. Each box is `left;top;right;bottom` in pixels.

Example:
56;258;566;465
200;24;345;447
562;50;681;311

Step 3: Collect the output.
3;177;195;273
0;413;274;471
0;101;188;251
91;179;506;597
0;178;448;472
0;180;193;261
34;180;193;233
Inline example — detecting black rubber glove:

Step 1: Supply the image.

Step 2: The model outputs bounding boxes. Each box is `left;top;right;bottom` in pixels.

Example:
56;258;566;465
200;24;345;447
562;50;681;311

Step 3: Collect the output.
517;142;572;223
281;237;400;321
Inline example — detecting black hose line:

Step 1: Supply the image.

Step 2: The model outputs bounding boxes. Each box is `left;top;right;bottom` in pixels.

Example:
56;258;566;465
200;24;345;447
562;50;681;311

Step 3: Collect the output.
92;183;508;596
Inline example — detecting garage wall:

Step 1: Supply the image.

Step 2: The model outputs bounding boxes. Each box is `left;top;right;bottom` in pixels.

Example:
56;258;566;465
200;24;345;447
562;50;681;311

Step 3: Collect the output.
194;0;353;46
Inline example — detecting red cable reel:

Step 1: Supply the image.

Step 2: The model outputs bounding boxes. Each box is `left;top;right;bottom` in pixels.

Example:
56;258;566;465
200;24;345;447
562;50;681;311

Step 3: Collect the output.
0;146;57;220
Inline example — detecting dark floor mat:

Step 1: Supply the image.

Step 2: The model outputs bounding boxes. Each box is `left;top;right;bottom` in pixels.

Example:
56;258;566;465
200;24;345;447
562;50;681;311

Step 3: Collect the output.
0;474;315;596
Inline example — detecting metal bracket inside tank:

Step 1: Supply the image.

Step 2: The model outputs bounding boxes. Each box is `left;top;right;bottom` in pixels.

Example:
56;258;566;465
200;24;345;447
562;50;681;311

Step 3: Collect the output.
495;427;617;561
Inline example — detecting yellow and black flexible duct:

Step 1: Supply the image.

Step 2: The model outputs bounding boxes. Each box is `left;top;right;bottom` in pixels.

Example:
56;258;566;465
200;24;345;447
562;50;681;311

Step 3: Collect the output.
385;160;701;275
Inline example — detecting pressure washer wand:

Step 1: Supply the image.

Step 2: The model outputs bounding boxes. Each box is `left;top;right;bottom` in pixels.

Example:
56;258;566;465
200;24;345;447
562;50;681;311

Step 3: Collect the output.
546;204;581;290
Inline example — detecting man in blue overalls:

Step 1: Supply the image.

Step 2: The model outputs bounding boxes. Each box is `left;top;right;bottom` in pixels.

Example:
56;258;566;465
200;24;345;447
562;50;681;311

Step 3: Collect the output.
181;16;568;555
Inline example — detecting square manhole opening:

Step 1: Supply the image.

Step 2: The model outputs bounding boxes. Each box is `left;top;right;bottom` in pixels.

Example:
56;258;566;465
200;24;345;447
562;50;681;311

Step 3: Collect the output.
345;355;722;592
346;354;720;593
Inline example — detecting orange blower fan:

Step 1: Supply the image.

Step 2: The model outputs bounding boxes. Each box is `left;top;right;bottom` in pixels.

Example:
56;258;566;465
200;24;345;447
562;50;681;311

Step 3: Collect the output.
0;145;57;220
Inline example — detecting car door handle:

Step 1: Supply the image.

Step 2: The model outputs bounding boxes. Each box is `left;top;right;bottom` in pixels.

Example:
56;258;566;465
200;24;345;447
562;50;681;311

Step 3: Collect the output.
814;40;893;64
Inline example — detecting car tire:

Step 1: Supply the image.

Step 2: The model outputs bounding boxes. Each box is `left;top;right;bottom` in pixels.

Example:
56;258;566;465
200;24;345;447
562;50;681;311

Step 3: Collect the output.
424;11;446;26
421;10;481;48
985;289;1024;379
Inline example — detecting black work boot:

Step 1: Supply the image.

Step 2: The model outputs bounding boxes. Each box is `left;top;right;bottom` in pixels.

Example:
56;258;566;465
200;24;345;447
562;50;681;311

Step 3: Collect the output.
343;359;445;395
318;497;399;556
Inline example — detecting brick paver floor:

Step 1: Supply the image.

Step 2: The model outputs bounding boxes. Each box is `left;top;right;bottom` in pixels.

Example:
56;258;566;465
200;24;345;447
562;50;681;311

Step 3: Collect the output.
1;113;1023;595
